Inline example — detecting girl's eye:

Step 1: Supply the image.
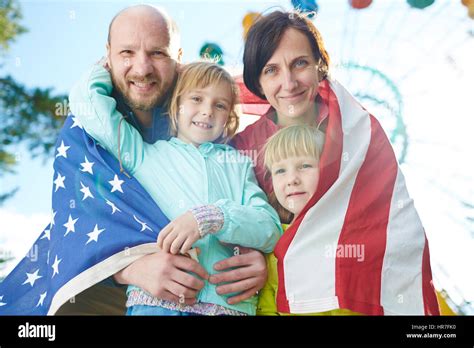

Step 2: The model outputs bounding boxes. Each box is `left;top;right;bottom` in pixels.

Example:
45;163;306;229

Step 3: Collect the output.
301;163;313;169
191;96;202;102
121;50;133;56
274;168;285;175
216;103;227;110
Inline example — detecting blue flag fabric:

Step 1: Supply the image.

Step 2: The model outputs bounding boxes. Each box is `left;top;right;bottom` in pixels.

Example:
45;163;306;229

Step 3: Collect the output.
0;115;169;315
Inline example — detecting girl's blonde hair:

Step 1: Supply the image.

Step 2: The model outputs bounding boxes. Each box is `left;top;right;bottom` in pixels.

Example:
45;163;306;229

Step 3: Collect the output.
168;62;240;143
263;125;325;171
263;124;325;223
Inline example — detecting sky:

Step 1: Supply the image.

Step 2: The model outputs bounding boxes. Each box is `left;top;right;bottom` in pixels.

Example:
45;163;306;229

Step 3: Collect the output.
0;0;473;312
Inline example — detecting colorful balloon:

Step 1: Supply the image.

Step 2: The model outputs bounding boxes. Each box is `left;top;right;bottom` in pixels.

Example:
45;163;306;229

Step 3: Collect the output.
407;0;435;9
242;12;260;38
199;43;224;66
349;0;373;10
291;0;319;17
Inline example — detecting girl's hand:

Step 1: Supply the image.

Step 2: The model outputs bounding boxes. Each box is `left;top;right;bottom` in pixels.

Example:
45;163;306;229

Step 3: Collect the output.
157;211;201;255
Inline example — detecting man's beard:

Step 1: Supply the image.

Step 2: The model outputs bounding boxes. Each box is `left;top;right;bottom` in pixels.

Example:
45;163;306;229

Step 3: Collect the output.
110;71;166;112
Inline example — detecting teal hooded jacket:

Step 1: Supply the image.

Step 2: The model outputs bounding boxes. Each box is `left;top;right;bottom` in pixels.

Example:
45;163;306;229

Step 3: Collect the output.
69;64;282;315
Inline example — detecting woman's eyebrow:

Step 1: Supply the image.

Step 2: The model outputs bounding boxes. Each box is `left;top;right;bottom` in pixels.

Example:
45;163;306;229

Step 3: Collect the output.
264;55;311;67
290;55;310;63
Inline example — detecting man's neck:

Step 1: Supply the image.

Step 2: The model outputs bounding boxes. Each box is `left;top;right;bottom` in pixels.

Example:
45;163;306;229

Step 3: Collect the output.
132;109;153;129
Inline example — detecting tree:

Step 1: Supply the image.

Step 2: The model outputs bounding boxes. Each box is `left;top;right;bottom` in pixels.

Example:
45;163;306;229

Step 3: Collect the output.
0;0;27;51
0;0;67;205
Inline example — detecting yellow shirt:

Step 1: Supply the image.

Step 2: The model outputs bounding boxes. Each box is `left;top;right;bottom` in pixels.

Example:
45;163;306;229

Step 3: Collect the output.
257;224;359;316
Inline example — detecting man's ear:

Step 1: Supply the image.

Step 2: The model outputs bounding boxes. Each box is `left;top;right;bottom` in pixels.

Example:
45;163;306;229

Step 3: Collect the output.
104;43;111;71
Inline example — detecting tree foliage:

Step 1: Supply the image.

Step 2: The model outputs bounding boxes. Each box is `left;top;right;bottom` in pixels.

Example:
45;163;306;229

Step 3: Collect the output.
0;0;27;51
0;0;67;204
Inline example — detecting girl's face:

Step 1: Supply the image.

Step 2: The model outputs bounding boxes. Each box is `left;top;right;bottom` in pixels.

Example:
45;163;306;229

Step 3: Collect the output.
177;81;232;147
259;28;321;127
271;155;319;220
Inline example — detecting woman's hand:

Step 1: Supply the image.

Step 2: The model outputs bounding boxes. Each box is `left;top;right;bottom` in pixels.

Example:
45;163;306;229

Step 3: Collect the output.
157;211;200;254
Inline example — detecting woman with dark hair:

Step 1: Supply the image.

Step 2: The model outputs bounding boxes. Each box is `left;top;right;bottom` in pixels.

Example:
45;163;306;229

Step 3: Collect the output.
234;10;330;198
234;10;440;316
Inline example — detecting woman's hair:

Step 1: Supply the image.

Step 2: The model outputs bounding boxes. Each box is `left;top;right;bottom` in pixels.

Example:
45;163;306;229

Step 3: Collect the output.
168;61;240;143
263;124;325;223
243;10;330;100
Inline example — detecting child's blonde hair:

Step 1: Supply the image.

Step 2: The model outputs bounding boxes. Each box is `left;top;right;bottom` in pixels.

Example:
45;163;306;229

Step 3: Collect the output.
263;125;325;223
263;125;325;171
168;62;240;143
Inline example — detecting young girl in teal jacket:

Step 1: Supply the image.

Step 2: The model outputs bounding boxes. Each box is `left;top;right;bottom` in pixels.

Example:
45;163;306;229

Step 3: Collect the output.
69;62;282;316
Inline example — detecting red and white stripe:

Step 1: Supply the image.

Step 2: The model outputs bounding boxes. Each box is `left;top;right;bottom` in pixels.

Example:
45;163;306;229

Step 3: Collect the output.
273;79;439;315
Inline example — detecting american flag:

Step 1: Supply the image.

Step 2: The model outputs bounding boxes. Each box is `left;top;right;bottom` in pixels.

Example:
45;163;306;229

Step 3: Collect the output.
236;78;440;315
0;115;168;315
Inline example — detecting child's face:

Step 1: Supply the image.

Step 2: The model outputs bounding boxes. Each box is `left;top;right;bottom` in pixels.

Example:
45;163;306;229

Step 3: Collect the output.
177;81;232;147
271;155;320;219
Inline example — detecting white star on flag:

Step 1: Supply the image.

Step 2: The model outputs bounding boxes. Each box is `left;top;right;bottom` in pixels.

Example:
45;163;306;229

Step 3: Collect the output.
70;116;83;129
55;141;70;158
133;215;153;232
50;210;57;228
80;156;94;175
54;173;66;192
106;199;122;214
109;174;124;193
63;214;79;237
80;182;94;200
51;255;62;278
22;269;42;287
40;229;51;241
36;292;47;307
86;224;105;245
0;295;6;307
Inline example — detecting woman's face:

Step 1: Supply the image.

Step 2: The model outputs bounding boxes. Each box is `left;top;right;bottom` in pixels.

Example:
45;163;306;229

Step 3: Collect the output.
259;28;321;126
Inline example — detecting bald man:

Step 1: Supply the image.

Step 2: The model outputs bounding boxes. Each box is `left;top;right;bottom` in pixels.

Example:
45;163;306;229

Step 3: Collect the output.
59;5;267;314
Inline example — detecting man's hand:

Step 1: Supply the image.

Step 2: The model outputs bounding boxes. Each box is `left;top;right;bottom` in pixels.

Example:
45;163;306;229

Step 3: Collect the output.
157;211;200;255
114;250;208;305
209;247;267;305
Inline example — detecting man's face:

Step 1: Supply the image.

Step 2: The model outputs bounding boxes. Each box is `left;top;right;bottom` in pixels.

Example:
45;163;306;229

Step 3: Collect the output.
107;12;180;111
